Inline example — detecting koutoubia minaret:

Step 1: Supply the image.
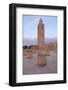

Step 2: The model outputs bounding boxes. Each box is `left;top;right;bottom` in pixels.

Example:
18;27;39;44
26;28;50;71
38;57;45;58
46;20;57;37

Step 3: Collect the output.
37;18;47;66
38;18;45;49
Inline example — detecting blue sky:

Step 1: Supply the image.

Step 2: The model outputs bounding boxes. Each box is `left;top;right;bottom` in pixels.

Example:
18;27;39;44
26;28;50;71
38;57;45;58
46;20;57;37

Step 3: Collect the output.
23;15;57;40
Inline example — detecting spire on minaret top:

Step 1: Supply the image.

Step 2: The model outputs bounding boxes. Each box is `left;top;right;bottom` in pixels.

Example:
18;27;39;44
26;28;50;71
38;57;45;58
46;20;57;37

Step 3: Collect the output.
39;18;43;24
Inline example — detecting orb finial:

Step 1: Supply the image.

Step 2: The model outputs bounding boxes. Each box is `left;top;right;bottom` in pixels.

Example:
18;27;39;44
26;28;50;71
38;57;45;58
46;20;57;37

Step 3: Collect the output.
39;18;43;24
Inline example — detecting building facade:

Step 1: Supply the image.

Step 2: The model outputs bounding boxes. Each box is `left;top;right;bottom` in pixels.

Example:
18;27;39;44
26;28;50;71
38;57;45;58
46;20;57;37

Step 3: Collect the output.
38;18;45;49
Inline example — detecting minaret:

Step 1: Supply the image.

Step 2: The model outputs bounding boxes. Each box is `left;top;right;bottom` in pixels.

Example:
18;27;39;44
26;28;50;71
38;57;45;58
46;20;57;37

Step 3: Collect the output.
38;18;45;49
37;18;47;66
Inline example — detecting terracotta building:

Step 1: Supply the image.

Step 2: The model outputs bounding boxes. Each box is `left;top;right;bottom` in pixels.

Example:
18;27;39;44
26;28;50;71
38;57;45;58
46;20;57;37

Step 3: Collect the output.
38;18;45;49
37;18;47;66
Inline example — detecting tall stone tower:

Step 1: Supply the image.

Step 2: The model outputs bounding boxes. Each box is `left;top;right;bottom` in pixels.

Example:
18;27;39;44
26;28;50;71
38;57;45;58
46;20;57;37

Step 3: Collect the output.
37;18;48;66
38;18;45;49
